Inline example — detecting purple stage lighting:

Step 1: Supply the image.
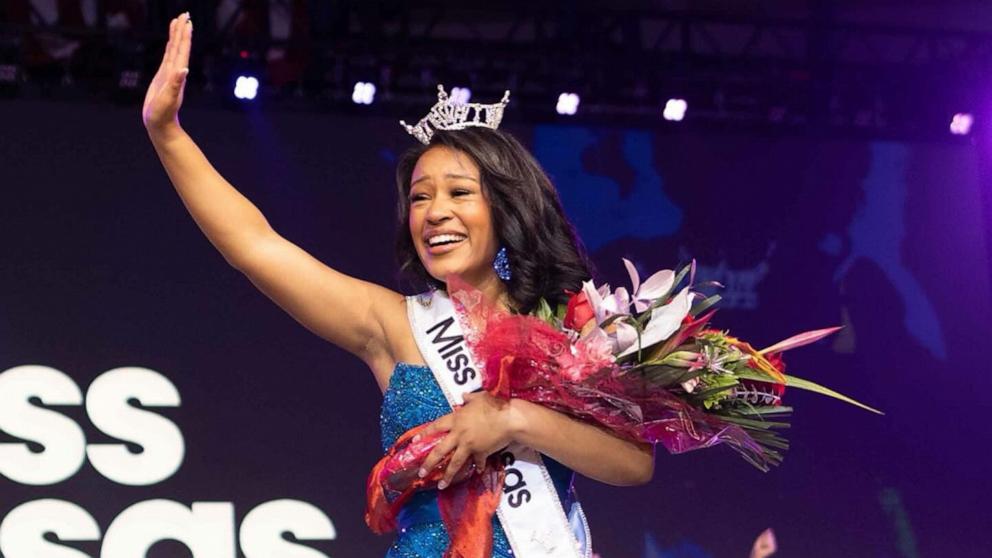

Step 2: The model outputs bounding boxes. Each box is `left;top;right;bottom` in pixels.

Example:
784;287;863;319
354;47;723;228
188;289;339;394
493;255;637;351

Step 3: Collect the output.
950;113;973;135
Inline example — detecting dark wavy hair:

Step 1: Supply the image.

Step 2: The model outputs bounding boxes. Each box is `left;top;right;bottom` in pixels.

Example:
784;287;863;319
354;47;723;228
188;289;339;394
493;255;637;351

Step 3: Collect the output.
395;128;593;314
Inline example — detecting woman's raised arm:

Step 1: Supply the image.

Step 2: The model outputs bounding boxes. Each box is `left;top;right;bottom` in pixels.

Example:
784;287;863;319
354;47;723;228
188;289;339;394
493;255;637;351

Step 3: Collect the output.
143;13;402;370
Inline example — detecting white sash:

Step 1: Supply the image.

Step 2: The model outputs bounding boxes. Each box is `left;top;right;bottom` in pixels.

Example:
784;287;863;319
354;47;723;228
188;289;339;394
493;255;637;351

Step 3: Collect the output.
407;290;591;558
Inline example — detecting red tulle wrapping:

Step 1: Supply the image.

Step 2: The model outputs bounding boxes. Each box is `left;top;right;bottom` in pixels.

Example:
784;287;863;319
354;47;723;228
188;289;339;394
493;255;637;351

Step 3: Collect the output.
365;423;506;558
437;459;505;558
365;423;444;534
449;278;766;461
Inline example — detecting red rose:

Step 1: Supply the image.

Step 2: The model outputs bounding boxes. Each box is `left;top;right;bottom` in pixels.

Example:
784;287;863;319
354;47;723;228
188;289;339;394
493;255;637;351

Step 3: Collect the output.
563;291;595;330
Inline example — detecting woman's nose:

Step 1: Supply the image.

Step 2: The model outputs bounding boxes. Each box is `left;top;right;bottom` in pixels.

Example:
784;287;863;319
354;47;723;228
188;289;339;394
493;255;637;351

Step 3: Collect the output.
425;198;453;223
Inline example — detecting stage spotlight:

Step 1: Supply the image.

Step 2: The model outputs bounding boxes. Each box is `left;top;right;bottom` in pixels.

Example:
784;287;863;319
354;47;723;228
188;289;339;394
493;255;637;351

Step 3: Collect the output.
663;98;687;121
556;93;579;115
234;75;259;100
352;81;376;105
950;113;973;135
450;86;472;104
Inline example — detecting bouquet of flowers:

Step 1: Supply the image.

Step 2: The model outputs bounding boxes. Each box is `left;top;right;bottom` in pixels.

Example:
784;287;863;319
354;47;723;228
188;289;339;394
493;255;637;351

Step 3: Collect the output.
366;259;881;553
452;259;879;471
457;258;881;471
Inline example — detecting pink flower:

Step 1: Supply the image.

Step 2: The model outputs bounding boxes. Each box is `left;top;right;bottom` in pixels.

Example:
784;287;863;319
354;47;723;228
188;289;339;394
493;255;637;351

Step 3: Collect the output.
558;328;615;382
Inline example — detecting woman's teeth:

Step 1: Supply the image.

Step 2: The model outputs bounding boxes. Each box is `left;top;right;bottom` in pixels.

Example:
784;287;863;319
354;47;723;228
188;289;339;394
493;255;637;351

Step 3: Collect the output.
427;234;466;246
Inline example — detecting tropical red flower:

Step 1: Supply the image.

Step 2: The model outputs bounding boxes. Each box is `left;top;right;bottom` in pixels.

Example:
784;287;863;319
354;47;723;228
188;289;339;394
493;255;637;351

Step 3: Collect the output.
764;352;787;374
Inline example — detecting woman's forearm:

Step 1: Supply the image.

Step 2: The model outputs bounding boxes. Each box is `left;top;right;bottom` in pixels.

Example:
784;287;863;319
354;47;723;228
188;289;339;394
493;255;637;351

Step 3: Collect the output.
506;398;654;486
148;124;273;268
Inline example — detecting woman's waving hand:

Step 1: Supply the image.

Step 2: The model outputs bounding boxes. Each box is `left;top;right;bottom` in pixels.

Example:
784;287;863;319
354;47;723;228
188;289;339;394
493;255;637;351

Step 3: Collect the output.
143;12;192;136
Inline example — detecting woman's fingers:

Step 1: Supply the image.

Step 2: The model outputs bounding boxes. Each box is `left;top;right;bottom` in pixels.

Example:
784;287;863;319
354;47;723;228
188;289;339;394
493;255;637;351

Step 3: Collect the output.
153;17;177;87
419;433;456;478
176;15;192;73
165;16;180;70
167;13;188;69
412;414;451;443
152;17;174;86
439;447;471;490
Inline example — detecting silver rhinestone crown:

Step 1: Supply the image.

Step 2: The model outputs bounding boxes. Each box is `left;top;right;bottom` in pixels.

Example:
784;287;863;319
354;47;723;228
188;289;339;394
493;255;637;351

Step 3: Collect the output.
400;84;511;145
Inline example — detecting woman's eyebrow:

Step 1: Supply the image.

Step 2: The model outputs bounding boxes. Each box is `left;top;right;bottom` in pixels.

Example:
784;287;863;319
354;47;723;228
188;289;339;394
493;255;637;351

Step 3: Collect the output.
411;173;479;185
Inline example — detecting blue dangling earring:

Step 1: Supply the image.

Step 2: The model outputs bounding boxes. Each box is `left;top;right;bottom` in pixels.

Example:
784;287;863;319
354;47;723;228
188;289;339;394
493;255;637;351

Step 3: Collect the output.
493;246;512;281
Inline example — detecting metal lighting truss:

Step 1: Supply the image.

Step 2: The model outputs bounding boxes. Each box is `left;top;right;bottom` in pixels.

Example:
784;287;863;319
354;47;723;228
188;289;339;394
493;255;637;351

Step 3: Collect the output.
1;1;989;139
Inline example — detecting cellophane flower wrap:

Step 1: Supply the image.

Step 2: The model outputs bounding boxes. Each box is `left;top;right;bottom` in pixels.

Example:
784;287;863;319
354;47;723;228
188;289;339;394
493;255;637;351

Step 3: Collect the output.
366;260;881;556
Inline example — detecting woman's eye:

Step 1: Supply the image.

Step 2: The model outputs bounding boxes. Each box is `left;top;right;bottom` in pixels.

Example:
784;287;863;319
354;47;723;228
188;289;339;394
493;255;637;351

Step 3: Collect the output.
452;189;471;196
410;194;428;202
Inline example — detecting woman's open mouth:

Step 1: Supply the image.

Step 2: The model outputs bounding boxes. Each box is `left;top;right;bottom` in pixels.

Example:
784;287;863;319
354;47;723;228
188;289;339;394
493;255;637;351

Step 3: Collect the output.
425;233;467;255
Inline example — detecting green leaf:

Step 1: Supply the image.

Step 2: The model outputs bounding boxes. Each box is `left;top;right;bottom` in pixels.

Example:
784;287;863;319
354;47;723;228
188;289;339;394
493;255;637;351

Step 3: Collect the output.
670;263;691;297
718;414;792;430
534;298;554;323
734;405;794;416
600;313;636;330
742;432;791;450
733;368;783;385
658;350;700;367
780;374;884;415
735;369;882;414
690;381;738;403
690;294;721;317
636;365;701;387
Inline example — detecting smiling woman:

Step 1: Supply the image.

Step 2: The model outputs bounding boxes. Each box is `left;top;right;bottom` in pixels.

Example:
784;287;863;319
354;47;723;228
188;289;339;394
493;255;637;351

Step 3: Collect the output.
395;129;594;316
142;13;652;557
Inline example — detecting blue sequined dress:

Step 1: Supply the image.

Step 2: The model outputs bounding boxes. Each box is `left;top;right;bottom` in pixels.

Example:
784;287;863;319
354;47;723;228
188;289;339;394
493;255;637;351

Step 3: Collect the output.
380;362;579;558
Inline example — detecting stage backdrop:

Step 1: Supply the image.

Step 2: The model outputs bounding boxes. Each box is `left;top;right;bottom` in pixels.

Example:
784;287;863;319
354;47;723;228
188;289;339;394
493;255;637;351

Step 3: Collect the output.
1;98;990;558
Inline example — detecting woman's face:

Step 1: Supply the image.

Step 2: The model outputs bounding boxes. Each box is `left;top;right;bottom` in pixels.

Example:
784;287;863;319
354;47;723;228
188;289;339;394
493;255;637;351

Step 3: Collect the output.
408;145;499;286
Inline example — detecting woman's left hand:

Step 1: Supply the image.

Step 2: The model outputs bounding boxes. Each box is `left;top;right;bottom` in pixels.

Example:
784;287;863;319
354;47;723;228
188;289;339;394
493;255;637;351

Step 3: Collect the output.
416;391;517;489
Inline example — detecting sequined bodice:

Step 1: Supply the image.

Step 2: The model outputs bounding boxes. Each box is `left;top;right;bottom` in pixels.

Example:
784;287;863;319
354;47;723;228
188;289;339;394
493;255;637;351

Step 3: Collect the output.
380;362;576;558
380;363;451;454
